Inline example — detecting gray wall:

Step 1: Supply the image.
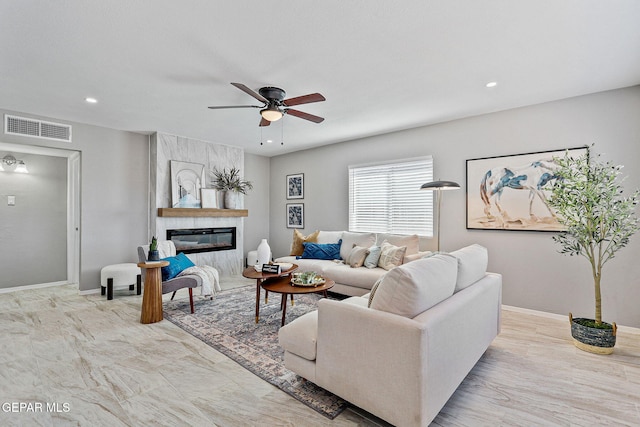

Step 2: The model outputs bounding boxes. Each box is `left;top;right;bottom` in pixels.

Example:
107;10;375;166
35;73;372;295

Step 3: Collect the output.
269;86;640;328
243;153;271;261
0;109;149;292
0;152;67;288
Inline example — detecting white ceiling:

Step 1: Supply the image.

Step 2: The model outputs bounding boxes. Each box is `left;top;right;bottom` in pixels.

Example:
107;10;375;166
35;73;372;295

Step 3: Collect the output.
1;1;639;156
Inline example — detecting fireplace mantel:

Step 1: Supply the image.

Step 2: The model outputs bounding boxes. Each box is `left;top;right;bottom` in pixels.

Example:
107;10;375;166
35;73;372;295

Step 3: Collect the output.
157;208;248;218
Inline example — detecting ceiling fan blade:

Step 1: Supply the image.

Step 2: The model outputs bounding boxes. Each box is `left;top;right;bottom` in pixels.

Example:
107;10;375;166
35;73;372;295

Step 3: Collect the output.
285;108;325;123
231;82;268;103
259;117;271;127
207;105;261;109
283;93;326;107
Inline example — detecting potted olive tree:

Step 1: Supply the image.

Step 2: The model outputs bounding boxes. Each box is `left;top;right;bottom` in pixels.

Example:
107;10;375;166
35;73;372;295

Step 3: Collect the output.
549;146;639;354
210;167;253;209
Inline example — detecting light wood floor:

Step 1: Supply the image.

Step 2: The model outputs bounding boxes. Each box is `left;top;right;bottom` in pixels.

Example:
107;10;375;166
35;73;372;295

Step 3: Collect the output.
0;278;639;426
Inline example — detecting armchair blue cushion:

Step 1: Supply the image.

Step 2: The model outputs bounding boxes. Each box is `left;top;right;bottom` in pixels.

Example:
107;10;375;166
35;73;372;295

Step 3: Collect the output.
161;252;195;281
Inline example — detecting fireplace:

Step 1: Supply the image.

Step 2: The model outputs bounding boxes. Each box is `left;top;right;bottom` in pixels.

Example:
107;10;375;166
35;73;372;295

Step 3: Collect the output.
166;227;236;254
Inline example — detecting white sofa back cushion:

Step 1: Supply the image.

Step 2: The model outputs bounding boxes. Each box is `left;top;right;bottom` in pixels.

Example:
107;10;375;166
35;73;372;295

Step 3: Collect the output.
340;232;377;260
375;233;420;255
449;244;488;292
369;253;458;318
316;230;343;244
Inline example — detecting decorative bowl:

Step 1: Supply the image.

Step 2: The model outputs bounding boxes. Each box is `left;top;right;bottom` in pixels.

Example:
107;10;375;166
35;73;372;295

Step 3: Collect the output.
291;272;325;287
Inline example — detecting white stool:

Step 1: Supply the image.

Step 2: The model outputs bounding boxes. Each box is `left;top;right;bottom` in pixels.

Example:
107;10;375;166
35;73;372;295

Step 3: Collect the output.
100;263;142;300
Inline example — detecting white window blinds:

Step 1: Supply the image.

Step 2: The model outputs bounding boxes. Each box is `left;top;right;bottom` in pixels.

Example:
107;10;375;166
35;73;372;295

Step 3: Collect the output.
348;156;434;236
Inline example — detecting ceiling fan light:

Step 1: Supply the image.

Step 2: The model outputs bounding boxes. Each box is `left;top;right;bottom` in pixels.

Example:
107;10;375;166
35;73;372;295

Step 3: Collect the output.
260;107;283;122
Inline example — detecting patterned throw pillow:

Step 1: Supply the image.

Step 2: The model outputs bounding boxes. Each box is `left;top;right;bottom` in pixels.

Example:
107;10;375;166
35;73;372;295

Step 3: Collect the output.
300;240;342;260
290;229;320;256
345;245;370;268
377;241;407;271
161;252;195;281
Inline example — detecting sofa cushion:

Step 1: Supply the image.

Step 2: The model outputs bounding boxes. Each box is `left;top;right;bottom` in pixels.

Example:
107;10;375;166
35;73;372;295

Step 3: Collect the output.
449;244;488;292
363;245;382;269
290;229;320;256
161;252;195;281
278;311;318;361
403;250;433;264
376;233;419;255
339;232;377;260
345;245;370;268
316;230;343;244
301;240;342;260
369;253;458;318
322;263;387;290
377;241;407;270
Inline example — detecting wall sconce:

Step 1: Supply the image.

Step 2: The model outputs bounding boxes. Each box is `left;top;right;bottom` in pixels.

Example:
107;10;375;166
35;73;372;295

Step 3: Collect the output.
1;155;29;173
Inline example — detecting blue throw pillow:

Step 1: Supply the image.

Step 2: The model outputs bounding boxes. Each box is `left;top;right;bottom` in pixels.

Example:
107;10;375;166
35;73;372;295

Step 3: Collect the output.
161;252;195;281
299;239;342;260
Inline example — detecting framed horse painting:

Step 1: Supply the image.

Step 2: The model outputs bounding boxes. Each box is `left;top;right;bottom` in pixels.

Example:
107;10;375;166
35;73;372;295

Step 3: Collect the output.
466;146;587;231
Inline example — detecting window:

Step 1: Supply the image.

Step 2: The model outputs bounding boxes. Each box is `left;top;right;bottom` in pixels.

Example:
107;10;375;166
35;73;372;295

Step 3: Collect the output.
349;156;434;236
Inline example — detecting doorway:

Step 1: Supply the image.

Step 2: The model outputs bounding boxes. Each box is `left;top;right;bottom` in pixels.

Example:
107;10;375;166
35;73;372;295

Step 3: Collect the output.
0;142;80;291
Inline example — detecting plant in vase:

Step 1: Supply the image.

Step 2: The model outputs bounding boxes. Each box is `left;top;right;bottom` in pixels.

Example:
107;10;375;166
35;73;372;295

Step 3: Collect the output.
148;236;160;261
549;145;639;354
210;167;253;209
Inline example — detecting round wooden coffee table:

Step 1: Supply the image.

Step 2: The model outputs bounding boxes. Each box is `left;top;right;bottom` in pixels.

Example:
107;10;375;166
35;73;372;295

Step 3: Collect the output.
261;275;334;326
242;264;298;323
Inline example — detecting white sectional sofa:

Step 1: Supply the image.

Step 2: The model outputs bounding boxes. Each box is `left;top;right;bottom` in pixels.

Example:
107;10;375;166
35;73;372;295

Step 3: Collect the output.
275;230;433;296
278;244;502;427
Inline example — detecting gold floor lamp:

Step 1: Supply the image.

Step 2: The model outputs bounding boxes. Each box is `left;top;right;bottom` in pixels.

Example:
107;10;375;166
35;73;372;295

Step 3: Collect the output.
420;180;460;251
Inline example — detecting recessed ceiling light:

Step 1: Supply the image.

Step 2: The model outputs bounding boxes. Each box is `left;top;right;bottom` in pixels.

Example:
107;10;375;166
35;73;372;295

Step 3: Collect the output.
85;97;98;103
485;81;498;88
266;139;273;144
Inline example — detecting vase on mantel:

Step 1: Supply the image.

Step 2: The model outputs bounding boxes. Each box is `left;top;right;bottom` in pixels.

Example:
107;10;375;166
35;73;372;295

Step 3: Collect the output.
257;239;271;266
224;191;240;209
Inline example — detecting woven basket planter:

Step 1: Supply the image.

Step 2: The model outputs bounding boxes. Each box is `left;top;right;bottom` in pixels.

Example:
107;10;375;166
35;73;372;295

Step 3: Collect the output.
569;313;617;354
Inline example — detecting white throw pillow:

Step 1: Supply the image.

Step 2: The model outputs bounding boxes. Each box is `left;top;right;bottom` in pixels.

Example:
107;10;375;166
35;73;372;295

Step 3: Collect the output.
449;244;488;292
377;241;407;271
339;232;376;260
369;254;458;318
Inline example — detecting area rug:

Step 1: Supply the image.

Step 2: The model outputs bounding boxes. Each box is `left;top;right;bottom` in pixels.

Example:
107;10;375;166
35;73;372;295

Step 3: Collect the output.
163;284;348;419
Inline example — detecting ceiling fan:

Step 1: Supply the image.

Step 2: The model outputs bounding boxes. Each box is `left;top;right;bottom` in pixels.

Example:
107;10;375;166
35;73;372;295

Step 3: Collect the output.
208;83;325;127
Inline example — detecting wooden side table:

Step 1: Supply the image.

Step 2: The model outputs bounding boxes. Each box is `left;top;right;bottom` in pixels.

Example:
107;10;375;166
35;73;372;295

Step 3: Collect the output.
138;261;169;324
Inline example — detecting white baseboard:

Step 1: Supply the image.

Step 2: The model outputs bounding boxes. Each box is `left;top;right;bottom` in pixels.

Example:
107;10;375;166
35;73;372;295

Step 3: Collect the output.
0;281;70;294
79;288;101;295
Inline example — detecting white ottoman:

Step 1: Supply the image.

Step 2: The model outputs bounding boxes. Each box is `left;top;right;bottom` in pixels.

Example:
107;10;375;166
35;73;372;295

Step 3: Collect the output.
100;263;142;300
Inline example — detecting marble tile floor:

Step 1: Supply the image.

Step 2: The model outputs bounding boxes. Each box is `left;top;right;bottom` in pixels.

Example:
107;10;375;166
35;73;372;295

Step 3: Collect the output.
0;278;638;427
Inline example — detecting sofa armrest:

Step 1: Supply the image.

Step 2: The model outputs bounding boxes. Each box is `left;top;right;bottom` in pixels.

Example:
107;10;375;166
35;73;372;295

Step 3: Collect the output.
315;299;429;426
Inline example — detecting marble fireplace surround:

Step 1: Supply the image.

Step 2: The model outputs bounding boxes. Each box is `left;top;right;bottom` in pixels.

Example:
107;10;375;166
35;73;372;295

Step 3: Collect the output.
149;132;244;276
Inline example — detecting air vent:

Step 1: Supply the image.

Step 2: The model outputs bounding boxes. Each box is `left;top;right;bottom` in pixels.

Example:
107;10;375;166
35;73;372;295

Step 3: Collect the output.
5;114;72;142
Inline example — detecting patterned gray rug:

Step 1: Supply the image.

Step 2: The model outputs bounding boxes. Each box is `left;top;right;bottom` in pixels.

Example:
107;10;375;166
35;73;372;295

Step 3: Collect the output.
163;284;348;419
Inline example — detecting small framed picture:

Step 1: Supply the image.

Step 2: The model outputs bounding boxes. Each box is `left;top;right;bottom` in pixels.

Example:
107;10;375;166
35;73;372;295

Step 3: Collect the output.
287;173;304;199
286;203;304;229
200;188;219;209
